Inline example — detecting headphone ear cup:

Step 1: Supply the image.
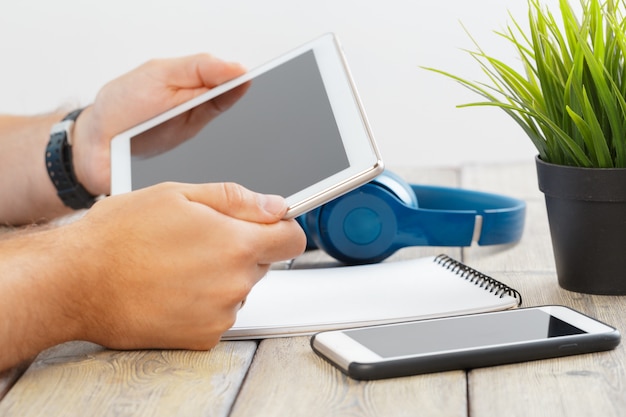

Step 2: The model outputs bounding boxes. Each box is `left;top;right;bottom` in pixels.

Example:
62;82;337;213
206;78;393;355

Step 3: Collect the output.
299;170;418;263
310;183;405;264
296;210;319;250
299;170;526;261
370;170;419;209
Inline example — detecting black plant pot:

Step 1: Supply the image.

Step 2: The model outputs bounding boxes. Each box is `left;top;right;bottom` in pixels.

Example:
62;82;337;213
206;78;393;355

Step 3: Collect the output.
536;156;626;295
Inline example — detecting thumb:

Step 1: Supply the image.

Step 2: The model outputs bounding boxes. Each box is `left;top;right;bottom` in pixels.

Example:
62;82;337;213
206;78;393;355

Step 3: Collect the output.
181;182;288;223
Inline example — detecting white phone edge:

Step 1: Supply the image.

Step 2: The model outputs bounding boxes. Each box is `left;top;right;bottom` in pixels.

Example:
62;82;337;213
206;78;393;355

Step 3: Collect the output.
310;305;620;372
109;33;384;219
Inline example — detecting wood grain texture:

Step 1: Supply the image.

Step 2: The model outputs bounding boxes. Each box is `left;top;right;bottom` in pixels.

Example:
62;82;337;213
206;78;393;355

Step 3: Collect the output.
0;341;257;417
230;336;467;417
462;163;626;417
468;272;626;417
5;162;626;417
460;162;556;273
239;166;469;417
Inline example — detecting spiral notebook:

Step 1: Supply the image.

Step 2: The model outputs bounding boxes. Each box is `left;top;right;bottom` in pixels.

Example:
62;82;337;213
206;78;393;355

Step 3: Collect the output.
222;254;522;340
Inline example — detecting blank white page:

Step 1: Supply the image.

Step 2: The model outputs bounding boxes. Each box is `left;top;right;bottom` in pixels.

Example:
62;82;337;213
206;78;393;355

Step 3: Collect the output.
223;255;520;339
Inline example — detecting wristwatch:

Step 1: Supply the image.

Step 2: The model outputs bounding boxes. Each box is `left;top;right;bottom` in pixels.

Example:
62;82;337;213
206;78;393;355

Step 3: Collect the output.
45;108;98;209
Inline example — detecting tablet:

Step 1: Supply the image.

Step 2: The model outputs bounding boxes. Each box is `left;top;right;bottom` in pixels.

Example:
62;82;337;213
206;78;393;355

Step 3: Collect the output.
110;33;383;218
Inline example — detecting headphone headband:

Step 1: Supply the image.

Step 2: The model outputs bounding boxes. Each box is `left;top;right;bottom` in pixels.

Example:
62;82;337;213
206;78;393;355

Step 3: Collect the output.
408;185;526;246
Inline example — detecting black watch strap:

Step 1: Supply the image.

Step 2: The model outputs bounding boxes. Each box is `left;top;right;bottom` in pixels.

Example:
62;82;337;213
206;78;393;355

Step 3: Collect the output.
45;108;98;210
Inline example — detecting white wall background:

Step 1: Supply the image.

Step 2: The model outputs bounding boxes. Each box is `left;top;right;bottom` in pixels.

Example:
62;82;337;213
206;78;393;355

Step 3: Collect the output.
0;0;560;169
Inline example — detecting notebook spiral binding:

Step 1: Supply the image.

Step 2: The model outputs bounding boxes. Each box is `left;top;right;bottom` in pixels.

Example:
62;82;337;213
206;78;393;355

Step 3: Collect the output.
434;254;522;306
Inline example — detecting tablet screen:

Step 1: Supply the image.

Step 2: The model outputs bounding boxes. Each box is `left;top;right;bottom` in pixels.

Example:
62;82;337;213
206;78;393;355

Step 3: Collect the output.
129;50;350;196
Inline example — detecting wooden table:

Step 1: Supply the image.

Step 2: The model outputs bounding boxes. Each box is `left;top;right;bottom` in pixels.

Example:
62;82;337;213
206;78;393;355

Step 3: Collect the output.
1;162;624;417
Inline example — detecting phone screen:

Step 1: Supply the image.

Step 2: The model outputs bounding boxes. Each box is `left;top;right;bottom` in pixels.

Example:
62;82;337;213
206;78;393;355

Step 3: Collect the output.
344;309;586;358
128;50;350;196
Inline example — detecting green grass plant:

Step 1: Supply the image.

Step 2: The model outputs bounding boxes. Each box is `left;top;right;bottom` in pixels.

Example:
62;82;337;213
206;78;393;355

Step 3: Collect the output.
426;0;626;168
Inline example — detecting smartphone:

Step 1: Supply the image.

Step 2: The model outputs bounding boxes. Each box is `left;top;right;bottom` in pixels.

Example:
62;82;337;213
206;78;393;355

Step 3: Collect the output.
110;33;383;219
310;306;621;380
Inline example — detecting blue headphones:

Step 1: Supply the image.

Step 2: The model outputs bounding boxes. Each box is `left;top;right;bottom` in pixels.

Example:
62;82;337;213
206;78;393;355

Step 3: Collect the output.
297;170;526;264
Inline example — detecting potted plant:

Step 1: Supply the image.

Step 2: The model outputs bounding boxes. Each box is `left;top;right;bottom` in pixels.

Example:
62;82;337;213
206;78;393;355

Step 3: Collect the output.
426;0;626;294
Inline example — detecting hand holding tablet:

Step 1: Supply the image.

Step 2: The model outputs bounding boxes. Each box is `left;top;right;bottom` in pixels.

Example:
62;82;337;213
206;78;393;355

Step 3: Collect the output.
110;33;383;218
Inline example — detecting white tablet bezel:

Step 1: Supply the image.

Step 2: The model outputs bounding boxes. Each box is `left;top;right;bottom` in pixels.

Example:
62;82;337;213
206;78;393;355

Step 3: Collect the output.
110;33;383;218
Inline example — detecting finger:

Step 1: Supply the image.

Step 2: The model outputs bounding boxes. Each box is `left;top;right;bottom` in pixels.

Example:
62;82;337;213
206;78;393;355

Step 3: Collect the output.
180;182;288;224
210;80;251;113
251;218;307;265
160;54;246;90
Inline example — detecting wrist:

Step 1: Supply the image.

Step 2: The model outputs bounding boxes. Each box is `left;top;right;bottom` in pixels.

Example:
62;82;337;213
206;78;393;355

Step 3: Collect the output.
45;109;101;209
71;106;111;197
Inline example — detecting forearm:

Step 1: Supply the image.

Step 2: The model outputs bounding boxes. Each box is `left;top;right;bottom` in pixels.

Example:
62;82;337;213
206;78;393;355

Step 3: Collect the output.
0;226;83;370
0;113;73;225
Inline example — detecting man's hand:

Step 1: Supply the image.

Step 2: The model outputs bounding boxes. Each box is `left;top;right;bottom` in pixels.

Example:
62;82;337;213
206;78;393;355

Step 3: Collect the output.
0;54;246;225
73;54;247;197
0;182;306;370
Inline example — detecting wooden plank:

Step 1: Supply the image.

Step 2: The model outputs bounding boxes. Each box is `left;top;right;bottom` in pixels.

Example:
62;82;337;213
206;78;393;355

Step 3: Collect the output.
460;163;626;417
470;354;625;417
460;162;556;273
238;166;468;417
463;200;556;274
386;165;461;186
0;340;257;417
230;336;468;417
468;272;626;417
11;162;606;417
460;162;542;201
